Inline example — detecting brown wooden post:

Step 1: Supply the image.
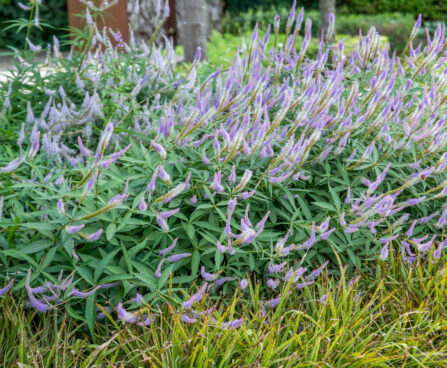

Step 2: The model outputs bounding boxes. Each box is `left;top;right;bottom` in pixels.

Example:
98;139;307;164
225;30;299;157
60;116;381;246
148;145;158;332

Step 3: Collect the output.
67;0;129;47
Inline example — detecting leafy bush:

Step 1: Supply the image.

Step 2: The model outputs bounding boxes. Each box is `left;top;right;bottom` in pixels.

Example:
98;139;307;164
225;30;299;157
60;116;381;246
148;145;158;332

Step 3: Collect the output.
1;1;447;330
0;0;67;50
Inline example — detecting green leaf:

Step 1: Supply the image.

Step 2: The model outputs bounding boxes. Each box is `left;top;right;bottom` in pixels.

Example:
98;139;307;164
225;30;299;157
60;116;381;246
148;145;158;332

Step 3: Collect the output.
1;249;39;268
106;223;116;241
94;249;120;282
185;223;195;240
191;250;200;276
328;185;341;211
312;201;336;212
85;295;96;334
21;222;58;231
20;239;53;254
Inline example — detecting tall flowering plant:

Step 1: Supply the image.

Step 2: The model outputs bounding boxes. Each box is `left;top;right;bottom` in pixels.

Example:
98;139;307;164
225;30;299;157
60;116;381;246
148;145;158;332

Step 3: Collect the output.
1;1;447;328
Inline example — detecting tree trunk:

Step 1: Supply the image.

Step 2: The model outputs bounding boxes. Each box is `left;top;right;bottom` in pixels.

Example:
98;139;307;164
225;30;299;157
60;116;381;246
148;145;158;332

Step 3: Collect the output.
319;0;336;41
208;0;223;32
126;0;167;45
176;0;208;62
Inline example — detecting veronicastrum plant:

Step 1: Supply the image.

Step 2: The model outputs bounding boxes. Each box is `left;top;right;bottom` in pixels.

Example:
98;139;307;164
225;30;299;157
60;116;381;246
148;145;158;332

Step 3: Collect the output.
1;0;447;328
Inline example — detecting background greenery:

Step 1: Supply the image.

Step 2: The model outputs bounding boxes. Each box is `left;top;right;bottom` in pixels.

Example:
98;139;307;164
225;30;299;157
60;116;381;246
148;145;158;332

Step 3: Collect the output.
1;0;446;50
0;0;68;50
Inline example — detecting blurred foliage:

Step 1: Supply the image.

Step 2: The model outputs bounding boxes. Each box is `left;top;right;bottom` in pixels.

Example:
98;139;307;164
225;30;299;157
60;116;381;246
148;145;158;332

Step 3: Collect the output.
223;8;413;52
204;30;387;68
225;0;447;22
224;0;320;13
0;0;68;50
342;0;447;21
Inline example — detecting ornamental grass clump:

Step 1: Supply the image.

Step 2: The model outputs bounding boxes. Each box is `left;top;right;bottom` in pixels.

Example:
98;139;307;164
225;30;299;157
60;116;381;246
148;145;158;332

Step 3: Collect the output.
1;0;447;327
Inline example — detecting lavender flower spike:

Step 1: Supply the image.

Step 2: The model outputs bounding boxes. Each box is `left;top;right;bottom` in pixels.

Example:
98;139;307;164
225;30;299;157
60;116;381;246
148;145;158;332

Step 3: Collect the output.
182;282;208;309
379;244;389;260
167;253;191;262
26;38;42;53
221;318;244;329
26;269;48;312
151;140;167;160
240;279;249;290
159;208;180;219
78;136;92;156
0;279;14;297
147;166;159;193
0;157;23;173
57;199;66;216
201;266;218;281
159;237;178;255
155;259;165;278
139;196;148;211
82;228;103;241
130;293;144;304
65;224;85;234
116;302;138;323
181;314;197;324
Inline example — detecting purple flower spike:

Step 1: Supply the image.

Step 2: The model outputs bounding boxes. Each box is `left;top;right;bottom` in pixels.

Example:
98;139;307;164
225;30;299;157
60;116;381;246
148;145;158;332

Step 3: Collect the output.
65;224;85;234
181;314;197;324
158;166;171;184
130;293;144;304
137;315;152;327
210;171;224;192
84;228;103;241
379;244;389;260
57;199;65;216
240;279;248;290
26;38;42;53
151;140;167;160
78;136;92;156
222;318;244;329
159;208;180;219
267;278;280;290
147;167;159;193
345;187;351;203
182;282;208;309
168;253;191;263
241;190;256;200
68;287;98;298
319;294;328;304
267;261;287;274
26;270;48;312
111;144;131;161
0;279;14;296
201;266;218;281
202;148;210;165
155;259;165;278
139;196;148;211
265;296;282;309
228;165;236;184
156;215;169;232
159;238;178;255
116;302;138;323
